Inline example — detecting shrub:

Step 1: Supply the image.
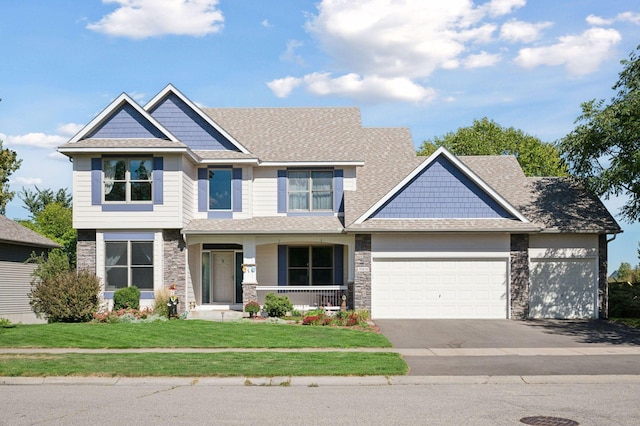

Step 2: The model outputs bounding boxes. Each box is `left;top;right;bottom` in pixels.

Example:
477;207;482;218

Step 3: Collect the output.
264;293;293;318
113;286;140;310
244;301;261;315
29;270;100;323
609;282;640;317
153;288;171;318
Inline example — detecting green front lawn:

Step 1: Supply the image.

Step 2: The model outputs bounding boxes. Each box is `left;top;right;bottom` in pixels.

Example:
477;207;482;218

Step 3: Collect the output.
0;352;407;377
0;320;391;349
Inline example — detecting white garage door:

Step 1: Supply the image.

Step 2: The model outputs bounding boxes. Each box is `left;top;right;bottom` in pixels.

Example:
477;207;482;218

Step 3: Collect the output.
529;258;596;319
371;259;508;319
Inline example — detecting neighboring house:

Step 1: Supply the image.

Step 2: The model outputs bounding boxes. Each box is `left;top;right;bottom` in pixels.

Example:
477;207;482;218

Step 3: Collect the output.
58;84;621;320
0;215;60;323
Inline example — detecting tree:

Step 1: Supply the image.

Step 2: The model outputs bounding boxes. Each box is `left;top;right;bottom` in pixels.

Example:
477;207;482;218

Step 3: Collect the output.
0;139;22;215
417;117;568;177
19;202;76;267
559;46;640;222
617;262;632;281
19;186;72;218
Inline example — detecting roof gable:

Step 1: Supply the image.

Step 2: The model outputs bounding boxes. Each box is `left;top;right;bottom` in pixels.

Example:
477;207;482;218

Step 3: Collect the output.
355;147;528;223
68;93;177;144
145;84;250;153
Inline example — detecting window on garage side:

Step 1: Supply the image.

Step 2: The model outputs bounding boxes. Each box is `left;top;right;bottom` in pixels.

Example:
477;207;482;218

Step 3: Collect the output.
105;241;153;291
288;246;333;285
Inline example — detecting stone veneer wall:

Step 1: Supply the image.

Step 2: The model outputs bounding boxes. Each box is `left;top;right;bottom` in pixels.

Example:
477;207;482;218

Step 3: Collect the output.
242;283;257;306
163;230;186;313
510;234;529;320
76;230;96;273
598;234;608;319
354;234;372;311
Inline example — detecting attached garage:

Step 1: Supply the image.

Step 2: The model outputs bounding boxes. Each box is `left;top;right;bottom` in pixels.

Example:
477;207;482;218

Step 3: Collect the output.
370;234;510;319
528;234;598;319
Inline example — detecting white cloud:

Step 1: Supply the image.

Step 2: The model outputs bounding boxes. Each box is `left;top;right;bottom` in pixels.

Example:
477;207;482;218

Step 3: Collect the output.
280;40;305;65
480;0;526;17
617;11;640;25
0;132;67;149
500;19;552;43
302;72;436;103
463;51;501;68
514;28;622;75
586;14;613;26
57;123;84;137
87;0;224;39
13;177;43;186
267;76;303;98
261;19;272;28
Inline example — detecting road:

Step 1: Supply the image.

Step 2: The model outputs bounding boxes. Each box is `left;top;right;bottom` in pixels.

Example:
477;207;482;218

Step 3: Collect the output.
2;376;640;425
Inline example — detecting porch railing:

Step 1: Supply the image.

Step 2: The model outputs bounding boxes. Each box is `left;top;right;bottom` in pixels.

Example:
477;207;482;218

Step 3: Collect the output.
256;286;348;311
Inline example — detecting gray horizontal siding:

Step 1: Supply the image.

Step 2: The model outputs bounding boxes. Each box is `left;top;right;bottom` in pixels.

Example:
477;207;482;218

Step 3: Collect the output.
0;261;36;314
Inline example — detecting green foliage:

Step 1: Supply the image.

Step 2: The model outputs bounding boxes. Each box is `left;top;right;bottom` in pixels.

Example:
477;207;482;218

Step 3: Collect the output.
0;139;22;215
303;309;370;327
19;202;76;267
0;318;11;327
417;117;568;177
28;249;70;282
559;46;640;222
29;269;100;323
244;301;261;314
18;186;72;218
263;293;293;318
113;286;140;310
609;282;640;318
153;289;170;319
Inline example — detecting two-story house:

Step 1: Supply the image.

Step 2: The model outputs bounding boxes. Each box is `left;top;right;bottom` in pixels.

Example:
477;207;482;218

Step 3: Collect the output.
58;84;621;320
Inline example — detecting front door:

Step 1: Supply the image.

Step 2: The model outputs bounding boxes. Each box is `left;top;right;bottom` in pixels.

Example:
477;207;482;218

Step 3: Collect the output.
202;251;234;304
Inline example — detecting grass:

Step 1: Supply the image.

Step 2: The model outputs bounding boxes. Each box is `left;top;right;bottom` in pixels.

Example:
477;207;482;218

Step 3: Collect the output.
610;318;640;328
0;320;405;377
0;320;391;349
0;352;407;377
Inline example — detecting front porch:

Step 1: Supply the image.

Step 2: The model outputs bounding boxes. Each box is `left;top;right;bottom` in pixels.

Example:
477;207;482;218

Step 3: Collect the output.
183;233;355;313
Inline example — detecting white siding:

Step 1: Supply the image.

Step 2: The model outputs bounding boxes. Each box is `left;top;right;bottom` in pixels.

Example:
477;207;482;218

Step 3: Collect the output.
253;167;281;217
0;261;41;323
529;234;598;259
181;158;196;225
372;234;510;259
256;243;278;286
72;155;185;229
343;166;357;191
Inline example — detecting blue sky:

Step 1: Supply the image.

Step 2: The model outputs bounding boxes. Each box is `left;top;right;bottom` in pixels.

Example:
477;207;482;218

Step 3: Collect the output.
0;0;639;271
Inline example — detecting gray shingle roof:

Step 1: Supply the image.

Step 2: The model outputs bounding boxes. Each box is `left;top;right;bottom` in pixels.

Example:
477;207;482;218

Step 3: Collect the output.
346;218;540;232
58;138;187;150
183;216;345;234
0;216;60;248
203;107;367;162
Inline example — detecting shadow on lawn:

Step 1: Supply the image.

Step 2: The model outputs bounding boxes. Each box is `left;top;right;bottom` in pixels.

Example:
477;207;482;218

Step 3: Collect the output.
523;319;640;346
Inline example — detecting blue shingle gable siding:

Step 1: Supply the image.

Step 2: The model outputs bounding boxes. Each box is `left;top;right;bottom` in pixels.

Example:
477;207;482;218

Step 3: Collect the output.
372;156;513;219
149;93;239;151
88;104;167;139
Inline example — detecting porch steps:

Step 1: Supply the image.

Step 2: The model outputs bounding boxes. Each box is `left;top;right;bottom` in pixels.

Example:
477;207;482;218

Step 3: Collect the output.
187;310;246;322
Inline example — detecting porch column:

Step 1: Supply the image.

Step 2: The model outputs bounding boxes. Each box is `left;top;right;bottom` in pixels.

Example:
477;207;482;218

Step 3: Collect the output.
242;236;257;305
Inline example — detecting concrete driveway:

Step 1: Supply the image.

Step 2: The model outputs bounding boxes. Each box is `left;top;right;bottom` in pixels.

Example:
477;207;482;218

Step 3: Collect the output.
375;319;640;376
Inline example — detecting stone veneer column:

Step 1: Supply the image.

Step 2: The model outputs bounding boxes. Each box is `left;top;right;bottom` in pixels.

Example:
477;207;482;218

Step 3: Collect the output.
242;283;257;306
163;230;186;313
76;230;96;273
510;234;529;320
354;234;372;311
598;234;608;319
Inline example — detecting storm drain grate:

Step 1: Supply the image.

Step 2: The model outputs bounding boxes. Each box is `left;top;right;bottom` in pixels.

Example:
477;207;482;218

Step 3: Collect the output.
520;416;579;426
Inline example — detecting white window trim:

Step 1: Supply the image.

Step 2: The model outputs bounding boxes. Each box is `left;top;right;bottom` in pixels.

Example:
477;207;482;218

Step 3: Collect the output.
103;157;153;204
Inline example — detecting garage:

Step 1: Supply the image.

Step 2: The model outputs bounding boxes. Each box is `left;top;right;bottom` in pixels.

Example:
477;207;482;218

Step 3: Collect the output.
529;258;596;319
371;258;508;319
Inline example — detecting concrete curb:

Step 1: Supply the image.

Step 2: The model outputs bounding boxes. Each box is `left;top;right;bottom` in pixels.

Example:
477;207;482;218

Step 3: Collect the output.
3;375;640;387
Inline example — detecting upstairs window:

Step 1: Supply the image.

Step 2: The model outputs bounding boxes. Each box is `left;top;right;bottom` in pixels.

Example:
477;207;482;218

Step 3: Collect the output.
208;168;232;210
288;246;334;285
103;158;152;202
288;170;333;211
